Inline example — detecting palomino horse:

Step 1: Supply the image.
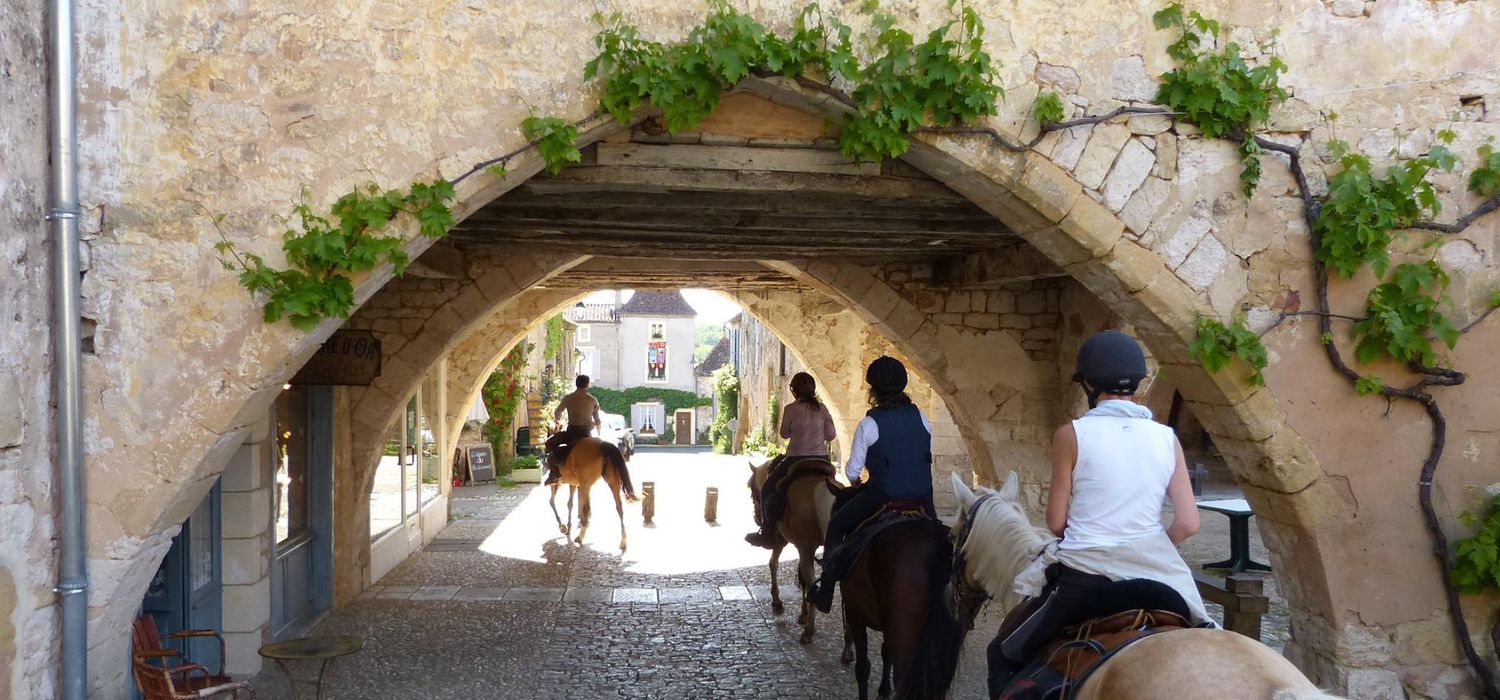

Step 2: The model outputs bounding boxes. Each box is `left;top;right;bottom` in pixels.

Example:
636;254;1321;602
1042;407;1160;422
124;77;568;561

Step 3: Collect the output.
948;473;1344;700
747;458;837;644
547;437;638;552
837;505;967;699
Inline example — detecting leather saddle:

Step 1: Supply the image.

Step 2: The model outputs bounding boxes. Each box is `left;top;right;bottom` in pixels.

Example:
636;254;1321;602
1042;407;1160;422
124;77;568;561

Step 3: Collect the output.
822;493;939;585
1000;606;1190;700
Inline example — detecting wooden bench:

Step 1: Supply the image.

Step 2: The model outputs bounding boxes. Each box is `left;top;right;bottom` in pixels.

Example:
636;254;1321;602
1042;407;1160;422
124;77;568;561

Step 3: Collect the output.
1193;571;1269;640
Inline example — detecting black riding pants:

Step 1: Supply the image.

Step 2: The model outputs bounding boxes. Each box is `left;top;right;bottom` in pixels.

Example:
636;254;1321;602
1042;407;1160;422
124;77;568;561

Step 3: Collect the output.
986;564;1111;699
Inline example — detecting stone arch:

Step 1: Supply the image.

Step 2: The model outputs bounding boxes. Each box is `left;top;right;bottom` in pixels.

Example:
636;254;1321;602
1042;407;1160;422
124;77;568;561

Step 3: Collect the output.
79;64;1345;694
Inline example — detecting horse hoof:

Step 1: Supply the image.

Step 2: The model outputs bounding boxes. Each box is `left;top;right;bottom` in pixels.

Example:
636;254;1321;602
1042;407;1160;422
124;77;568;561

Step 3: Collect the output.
771;601;784;616
798;632;814;645
796;611;807;625
840;649;854;665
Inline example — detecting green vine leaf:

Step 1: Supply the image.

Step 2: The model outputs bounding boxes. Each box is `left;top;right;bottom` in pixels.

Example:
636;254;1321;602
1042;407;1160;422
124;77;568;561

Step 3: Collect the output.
1033;91;1065;125
1451;495;1500;593
216;178;456;329
1189;315;1268;386
1352;261;1458;366
521;116;583;175
583;2;1000;164
1315;148;1445;278
1469;142;1500;197
1152;3;1285;195
1354;375;1385;396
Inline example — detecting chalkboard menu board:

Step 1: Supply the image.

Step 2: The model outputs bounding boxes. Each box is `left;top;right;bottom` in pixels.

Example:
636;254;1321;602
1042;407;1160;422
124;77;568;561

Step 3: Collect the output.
467;445;495;483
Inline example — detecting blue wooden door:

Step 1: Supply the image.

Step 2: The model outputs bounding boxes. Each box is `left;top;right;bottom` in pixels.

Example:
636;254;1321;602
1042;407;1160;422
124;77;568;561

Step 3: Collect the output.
134;482;222;697
270;386;334;640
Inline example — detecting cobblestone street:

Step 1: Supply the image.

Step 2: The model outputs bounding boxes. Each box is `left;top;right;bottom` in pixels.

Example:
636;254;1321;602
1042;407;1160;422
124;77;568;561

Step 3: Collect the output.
250;447;1285;699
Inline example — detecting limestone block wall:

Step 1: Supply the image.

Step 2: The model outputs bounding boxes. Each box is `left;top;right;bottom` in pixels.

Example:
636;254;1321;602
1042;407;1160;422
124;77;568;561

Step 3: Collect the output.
5;0;1494;695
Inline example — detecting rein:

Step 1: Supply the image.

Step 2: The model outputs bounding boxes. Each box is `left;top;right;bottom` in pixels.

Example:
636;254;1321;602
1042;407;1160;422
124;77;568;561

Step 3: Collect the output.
949;493;995;628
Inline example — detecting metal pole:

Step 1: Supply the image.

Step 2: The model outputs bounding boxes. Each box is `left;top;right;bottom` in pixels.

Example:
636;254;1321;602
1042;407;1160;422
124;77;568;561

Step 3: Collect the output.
48;0;88;694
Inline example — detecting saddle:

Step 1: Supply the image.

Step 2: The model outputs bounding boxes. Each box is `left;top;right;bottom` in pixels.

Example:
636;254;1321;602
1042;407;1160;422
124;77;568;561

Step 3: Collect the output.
821;495;940;586
771;457;837;494
1000;608;1190;700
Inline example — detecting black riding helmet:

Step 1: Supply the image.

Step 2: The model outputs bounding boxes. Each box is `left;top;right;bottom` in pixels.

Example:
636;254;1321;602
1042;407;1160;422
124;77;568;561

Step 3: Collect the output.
865;356;908;393
1073;330;1148;406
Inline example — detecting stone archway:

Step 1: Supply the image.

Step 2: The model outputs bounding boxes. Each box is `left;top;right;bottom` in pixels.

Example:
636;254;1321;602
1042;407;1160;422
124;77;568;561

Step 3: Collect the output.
72;65;1375;697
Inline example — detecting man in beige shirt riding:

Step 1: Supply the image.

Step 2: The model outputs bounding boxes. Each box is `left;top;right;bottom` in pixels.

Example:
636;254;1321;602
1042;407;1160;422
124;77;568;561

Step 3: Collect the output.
544;375;601;485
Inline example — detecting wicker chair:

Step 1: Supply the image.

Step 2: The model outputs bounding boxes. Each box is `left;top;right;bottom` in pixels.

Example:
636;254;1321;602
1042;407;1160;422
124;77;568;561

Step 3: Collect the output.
131;615;256;699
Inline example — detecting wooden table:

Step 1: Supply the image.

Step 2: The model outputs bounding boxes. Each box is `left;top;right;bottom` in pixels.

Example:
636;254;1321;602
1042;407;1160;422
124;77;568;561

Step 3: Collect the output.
1196;499;1272;574
258;635;363;700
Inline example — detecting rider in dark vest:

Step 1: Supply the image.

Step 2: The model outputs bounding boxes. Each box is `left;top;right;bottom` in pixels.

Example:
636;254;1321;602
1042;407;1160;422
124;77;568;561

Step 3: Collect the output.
809;356;934;613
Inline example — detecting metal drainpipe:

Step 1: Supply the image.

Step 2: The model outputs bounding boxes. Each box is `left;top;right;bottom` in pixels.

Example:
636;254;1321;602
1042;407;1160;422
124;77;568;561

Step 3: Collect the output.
48;0;89;695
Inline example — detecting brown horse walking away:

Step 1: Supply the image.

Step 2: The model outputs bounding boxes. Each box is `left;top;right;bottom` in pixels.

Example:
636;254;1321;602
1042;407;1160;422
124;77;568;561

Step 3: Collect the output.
837;514;967;699
548;437;638;552
748;458;837;644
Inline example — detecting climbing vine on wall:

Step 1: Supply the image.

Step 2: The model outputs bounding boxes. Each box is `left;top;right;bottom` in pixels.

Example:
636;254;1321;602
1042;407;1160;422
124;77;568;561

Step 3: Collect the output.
1143;4;1500;691
216;181;455;329
480;342;533;458
1188;315;1267;386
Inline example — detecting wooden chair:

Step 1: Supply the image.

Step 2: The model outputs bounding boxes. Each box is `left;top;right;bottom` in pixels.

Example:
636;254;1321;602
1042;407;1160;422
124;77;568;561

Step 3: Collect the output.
131;615;256;699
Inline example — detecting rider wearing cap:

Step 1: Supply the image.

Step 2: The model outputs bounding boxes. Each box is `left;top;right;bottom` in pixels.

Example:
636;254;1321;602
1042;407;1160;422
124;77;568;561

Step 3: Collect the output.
809;356;934;613
985;330;1212;698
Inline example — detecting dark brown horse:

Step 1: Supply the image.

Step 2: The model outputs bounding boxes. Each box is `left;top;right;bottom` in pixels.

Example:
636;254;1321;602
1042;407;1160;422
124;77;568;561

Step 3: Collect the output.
837;517;966;699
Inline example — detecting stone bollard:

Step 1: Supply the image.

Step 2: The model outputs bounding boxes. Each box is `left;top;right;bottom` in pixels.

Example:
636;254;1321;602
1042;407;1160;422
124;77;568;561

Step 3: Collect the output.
642;482;656;526
704;487;719;524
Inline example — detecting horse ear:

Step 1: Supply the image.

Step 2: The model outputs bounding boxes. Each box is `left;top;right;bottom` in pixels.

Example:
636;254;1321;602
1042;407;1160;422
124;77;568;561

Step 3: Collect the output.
1000;471;1020;501
747;460;757;471
950;472;976;509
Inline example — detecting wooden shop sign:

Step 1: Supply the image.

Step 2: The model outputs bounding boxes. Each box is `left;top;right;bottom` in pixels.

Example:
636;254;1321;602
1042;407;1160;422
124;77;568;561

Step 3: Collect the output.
291;331;382;386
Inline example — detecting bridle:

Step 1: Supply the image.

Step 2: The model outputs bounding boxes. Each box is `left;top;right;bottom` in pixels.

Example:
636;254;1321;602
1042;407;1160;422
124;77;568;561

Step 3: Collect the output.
948;493;994;629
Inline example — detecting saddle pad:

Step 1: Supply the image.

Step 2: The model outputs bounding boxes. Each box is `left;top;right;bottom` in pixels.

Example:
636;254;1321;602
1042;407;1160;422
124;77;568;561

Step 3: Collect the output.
774;459;837;491
823;508;941;584
1002;610;1187;700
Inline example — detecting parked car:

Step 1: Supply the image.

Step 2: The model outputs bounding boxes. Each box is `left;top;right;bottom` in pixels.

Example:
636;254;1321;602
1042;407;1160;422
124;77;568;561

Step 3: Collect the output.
599;412;635;460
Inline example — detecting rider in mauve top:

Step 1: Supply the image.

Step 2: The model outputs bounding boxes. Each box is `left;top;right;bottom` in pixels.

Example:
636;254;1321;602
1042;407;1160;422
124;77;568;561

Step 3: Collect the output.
809;356;934;613
745;372;838;549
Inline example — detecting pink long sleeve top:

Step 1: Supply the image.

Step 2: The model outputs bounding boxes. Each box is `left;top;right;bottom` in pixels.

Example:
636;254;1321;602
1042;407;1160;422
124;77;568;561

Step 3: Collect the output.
779;400;837;457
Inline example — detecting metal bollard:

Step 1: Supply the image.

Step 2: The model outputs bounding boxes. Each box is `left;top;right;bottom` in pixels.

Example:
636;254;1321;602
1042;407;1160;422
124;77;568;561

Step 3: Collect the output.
704;487;719;524
642;482;656;526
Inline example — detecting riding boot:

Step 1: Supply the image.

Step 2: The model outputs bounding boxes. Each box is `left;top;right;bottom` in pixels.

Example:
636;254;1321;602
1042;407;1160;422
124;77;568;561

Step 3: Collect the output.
744;530;776;548
810;571;836;613
543;452;562;486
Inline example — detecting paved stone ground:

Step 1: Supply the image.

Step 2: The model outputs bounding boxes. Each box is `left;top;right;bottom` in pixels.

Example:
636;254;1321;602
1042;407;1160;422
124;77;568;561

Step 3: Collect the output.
250;447;1287;699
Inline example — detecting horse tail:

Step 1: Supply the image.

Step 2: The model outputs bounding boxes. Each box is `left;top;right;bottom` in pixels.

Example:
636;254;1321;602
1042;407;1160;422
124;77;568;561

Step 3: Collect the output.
601;442;638;503
896;526;966;699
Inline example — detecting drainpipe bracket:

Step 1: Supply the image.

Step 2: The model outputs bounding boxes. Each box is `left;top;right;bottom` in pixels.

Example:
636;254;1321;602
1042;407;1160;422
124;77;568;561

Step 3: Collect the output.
54;577;89;596
46;208;81;221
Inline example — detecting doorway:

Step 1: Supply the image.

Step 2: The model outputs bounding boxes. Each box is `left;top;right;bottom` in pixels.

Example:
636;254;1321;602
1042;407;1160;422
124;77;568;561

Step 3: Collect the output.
137;482;222;692
269;386;335;640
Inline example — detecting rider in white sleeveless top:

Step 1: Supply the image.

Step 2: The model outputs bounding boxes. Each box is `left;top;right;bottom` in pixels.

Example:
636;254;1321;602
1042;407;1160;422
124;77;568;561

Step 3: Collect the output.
984;330;1210;700
1060;404;1177;550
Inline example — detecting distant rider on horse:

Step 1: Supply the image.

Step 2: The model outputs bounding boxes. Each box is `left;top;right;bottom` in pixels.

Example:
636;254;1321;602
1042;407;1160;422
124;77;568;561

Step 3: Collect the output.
544;374;601;486
810;356;935;613
985;330;1211;697
745;372;838;549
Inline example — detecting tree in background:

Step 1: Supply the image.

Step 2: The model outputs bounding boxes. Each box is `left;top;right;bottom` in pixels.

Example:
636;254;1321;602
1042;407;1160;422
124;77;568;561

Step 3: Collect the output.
480;343;532;460
708;365;739;454
695;322;727;364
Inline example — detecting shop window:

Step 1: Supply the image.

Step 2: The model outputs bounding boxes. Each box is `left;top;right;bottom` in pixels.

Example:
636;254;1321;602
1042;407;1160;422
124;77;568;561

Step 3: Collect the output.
273;388;310;544
420;377;441;505
403;397;419;518
369;418;405;540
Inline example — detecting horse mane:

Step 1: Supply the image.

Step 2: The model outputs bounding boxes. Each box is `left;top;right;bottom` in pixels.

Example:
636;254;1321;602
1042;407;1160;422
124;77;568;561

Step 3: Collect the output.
961;488;1053;611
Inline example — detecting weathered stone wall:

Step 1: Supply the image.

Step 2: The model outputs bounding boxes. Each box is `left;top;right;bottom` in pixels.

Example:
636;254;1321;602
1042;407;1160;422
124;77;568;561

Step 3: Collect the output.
1;0;59;695
13;0;1496;695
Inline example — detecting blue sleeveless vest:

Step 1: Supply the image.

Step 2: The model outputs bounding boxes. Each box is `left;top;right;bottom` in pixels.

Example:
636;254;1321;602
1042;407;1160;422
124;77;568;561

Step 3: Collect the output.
864;404;933;499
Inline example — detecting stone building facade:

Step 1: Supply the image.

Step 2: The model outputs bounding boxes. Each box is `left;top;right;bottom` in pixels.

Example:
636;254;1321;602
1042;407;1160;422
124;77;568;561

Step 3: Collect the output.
3;1;1499;698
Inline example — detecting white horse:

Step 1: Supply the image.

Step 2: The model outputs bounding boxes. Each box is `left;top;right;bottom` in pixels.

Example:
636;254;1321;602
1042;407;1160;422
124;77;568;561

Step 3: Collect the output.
948;472;1344;700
